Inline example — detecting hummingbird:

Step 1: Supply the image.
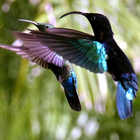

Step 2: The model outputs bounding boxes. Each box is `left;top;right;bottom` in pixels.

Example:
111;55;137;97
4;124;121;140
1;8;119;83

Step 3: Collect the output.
10;12;138;120
0;19;81;111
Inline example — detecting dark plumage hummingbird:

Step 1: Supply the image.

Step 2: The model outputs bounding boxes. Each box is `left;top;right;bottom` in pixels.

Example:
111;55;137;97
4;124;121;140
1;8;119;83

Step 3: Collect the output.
0;20;81;111
11;11;138;120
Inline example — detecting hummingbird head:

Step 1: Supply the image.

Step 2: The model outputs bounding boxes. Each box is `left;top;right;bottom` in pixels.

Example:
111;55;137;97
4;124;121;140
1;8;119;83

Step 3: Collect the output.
18;19;55;31
60;11;114;42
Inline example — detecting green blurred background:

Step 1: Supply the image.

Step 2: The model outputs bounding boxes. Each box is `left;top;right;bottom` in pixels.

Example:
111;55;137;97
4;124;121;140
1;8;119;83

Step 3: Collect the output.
0;0;140;140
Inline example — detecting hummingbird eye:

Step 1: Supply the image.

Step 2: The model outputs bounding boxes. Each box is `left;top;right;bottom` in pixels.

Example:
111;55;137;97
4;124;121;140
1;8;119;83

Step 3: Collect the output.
45;26;50;29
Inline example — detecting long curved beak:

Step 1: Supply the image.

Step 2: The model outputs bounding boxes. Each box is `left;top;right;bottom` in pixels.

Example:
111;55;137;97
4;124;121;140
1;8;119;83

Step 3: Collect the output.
59;11;88;19
18;19;38;26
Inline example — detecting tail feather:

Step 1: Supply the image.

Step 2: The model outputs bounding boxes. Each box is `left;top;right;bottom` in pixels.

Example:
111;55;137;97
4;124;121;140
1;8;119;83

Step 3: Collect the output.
62;75;81;111
116;73;138;120
116;81;133;119
64;87;81;111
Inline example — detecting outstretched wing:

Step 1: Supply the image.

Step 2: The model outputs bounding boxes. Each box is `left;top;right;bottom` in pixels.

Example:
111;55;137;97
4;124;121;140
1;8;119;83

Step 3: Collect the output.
0;42;64;69
13;28;108;73
12;33;64;68
0;44;49;68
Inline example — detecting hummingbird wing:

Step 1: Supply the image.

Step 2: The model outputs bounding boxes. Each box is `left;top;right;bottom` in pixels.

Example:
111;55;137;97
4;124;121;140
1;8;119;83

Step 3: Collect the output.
0;42;64;69
12;33;64;68
0;44;50;68
13;28;108;73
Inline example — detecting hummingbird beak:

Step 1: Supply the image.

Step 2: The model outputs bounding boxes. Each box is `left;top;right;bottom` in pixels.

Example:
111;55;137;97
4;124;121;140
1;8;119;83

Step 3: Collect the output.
59;11;88;19
18;19;38;26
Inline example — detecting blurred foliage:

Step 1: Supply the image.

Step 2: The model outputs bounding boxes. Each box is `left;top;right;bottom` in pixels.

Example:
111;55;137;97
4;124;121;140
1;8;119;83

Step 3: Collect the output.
0;0;140;140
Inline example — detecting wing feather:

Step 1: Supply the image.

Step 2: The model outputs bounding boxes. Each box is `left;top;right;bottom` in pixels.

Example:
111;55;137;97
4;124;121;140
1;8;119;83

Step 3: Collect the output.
13;28;108;73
